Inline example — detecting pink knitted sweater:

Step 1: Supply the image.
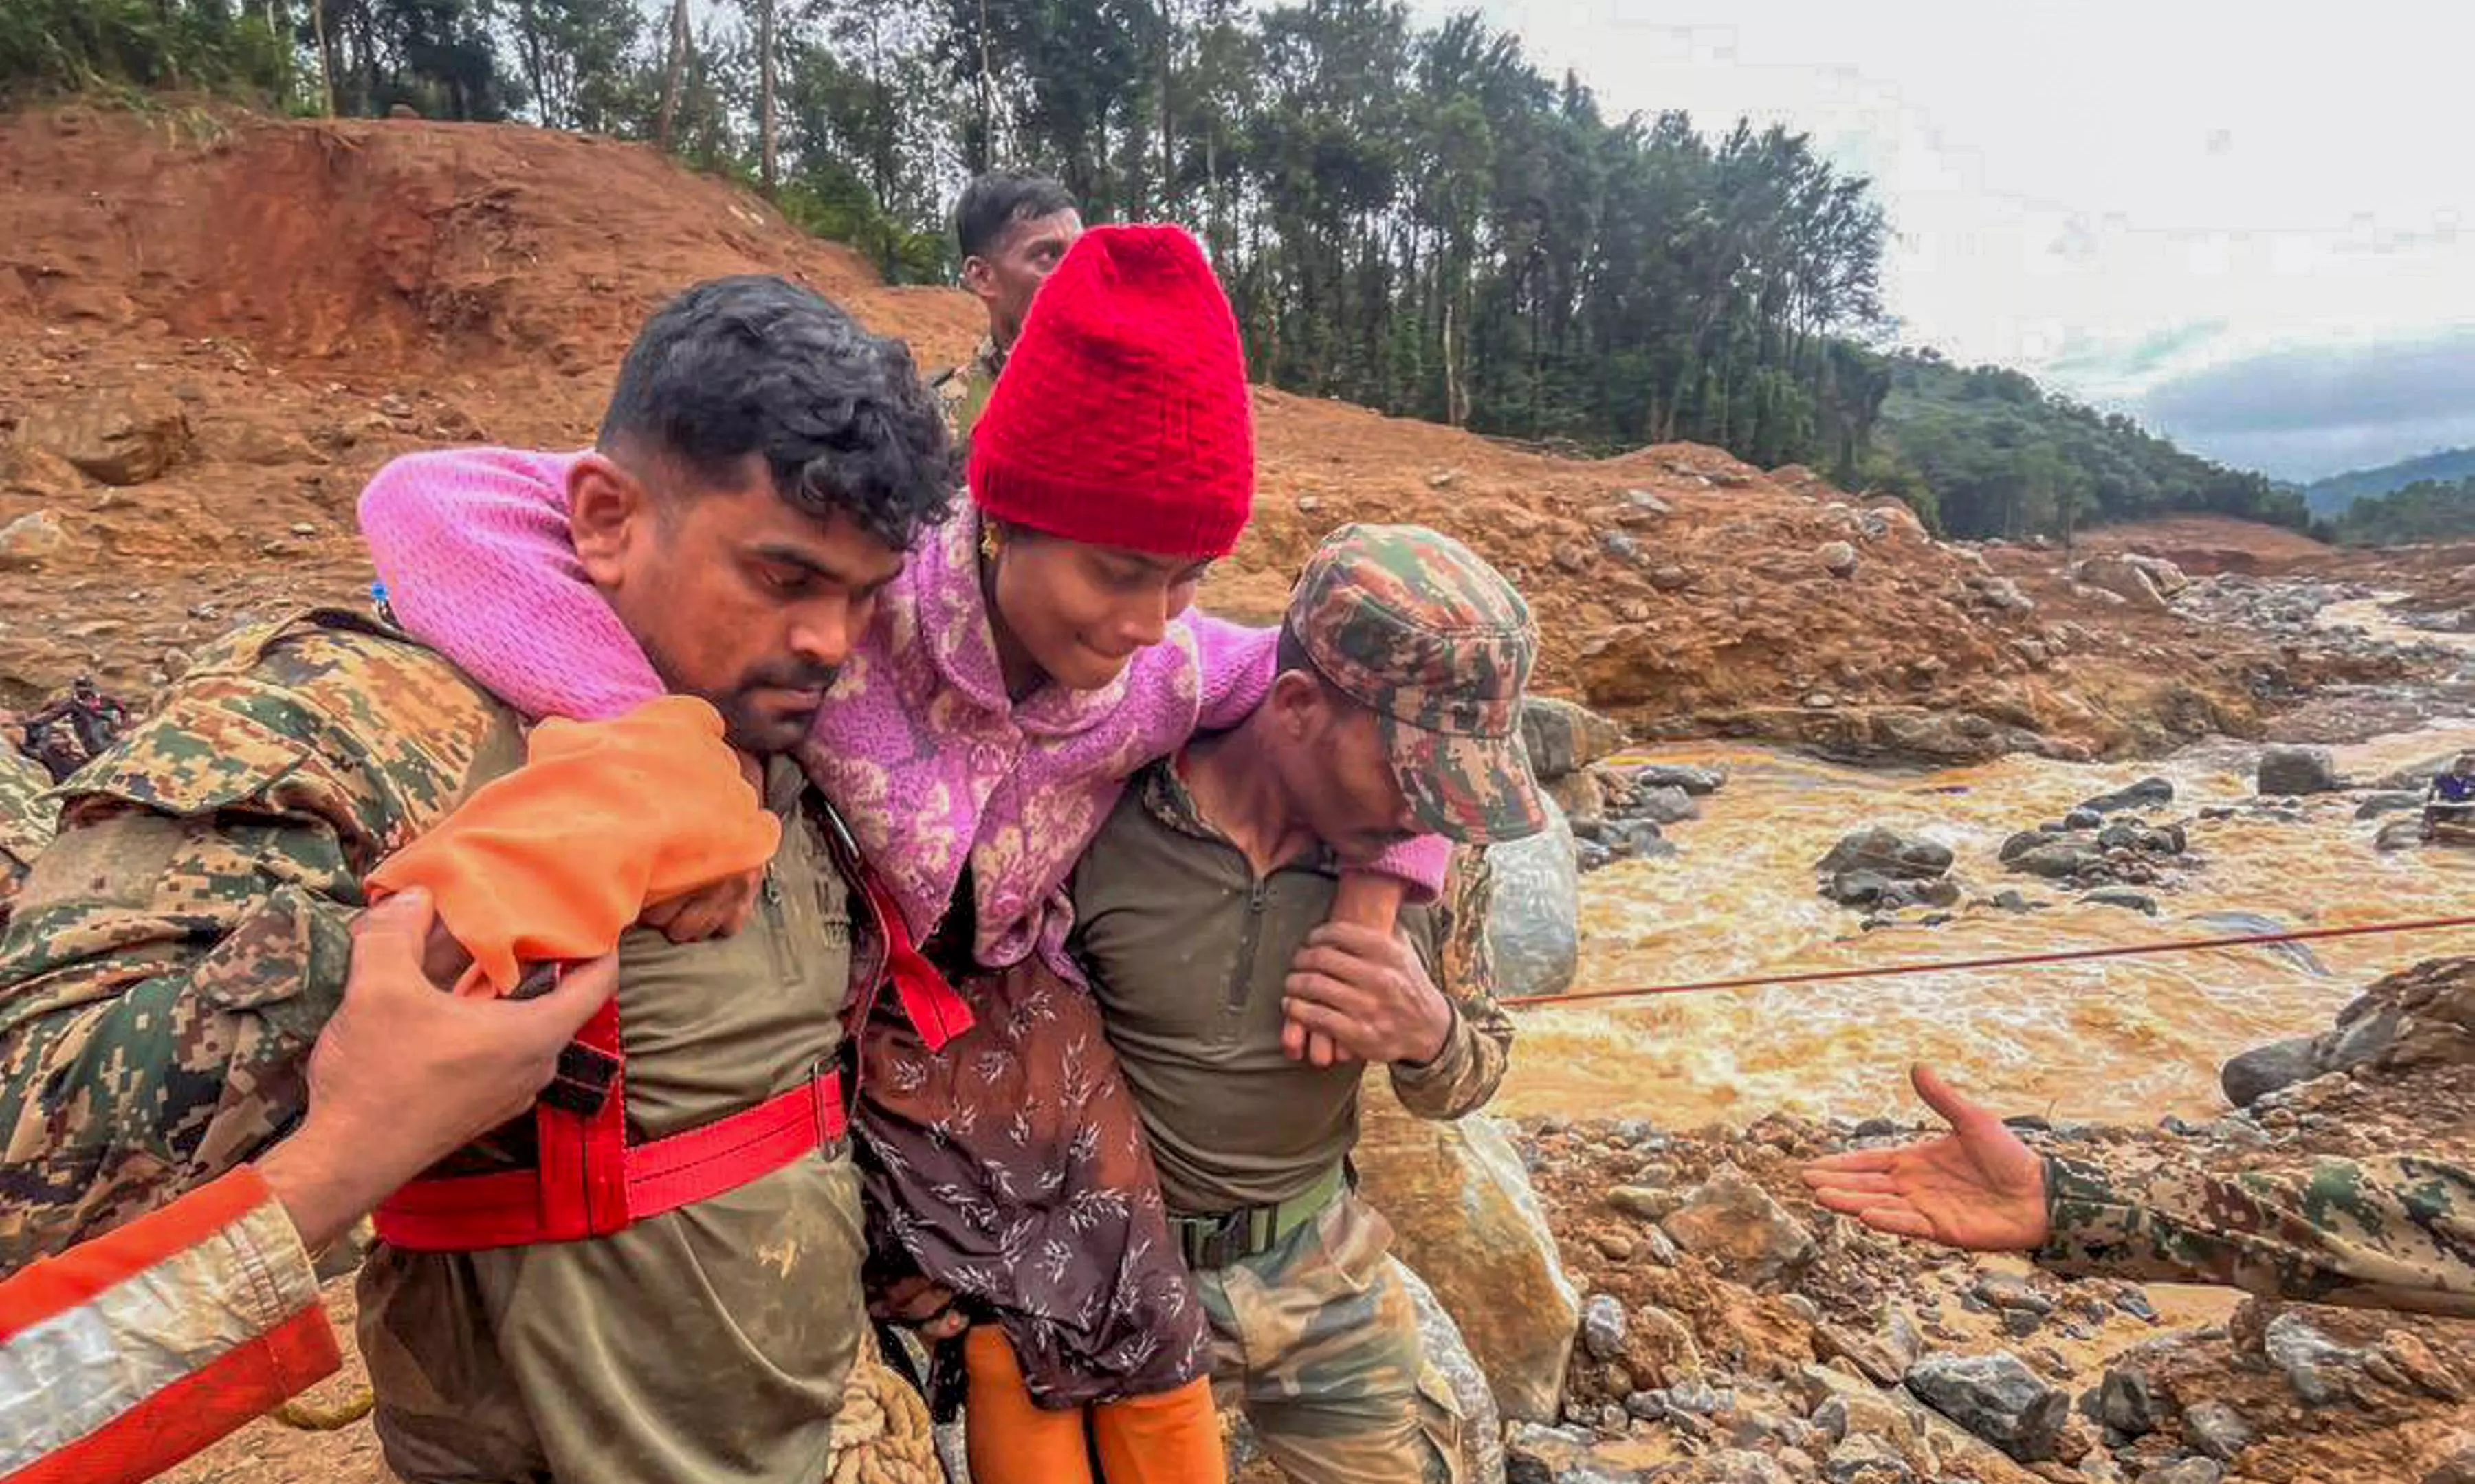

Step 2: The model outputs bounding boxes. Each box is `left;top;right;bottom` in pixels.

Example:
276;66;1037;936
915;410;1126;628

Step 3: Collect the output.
358;447;1445;982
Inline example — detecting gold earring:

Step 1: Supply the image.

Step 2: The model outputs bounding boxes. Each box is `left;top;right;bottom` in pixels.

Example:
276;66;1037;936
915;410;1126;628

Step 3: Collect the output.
980;523;1002;560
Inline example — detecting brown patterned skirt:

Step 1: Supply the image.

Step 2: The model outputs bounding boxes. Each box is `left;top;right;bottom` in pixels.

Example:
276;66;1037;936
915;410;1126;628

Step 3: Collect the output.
853;958;1211;1408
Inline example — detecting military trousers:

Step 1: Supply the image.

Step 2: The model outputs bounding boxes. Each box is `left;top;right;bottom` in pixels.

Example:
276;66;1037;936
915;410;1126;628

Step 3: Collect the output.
358;1151;868;1484
1195;1193;1463;1484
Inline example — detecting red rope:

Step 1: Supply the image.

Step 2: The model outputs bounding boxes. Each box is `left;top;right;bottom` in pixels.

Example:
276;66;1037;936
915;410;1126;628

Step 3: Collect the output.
1497;914;2475;1010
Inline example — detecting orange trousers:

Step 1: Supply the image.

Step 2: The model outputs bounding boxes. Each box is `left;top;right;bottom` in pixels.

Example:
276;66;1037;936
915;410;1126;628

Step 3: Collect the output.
961;1326;1224;1484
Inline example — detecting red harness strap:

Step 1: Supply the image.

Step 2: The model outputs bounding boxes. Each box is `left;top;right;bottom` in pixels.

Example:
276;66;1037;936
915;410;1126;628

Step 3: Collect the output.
374;995;848;1252
373;845;967;1252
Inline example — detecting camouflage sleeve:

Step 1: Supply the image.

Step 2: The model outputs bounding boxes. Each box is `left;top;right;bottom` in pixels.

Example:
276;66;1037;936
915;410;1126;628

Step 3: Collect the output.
1388;846;1511;1121
2036;1153;2475;1318
0;614;514;1266
0;747;57;927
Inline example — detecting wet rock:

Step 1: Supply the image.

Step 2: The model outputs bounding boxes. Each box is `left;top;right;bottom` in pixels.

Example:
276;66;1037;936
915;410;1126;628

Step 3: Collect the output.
1523;698;1628;782
2009;842;2106;881
1547;771;1607;832
2063;808;2104;830
1488;794;1580;999
1627;784;1701;826
18;389;194;485
2093;1365;2159;1437
2257;744;2343;797
1904;1351;2070;1463
2355;791;2426;820
1604;819;1673;861
2178;1400;2253;1463
1660;1162;1816;1288
0;510;67;570
2264;1312;2362;1406
1582;1294;1629;1361
2138;1462;2222;1484
1818;828;1954;881
1355;1089;1578;1425
2221;1036;2322;1107
2080;889;2157;915
2078;777;2175;815
1629;764;1727;795
2377;817;2428;852
1991;889;2034;913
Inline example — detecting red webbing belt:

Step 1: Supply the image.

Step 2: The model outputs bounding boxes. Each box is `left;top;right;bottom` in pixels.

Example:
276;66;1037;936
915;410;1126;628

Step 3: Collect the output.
374;996;847;1251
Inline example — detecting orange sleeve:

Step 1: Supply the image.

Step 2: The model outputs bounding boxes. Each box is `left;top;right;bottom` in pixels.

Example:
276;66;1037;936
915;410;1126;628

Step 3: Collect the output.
1;1168;342;1484
366;695;782;995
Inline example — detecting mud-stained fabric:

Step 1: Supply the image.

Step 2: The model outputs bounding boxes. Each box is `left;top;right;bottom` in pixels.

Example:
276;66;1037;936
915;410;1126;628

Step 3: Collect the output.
2038;1152;2475;1317
855;957;1211;1409
1197;1193;1462;1484
0;745;56;929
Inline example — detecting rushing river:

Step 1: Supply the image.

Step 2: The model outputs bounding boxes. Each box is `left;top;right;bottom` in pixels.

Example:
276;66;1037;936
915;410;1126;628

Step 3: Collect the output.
1499;721;2475;1128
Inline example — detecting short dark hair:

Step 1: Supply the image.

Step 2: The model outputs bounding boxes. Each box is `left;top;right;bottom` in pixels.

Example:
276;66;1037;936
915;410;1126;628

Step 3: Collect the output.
599;275;957;550
955;170;1078;261
1274;625;1352;705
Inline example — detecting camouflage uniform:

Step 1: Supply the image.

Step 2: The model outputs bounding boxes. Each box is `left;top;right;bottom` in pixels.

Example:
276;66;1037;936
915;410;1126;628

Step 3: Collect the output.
1075;524;1539;1484
0;610;528;1265
930;337;1006;445
0;744;56;928
2038;1153;2475;1318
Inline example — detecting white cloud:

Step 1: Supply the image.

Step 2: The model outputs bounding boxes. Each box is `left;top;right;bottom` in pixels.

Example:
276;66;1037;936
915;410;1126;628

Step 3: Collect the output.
1409;0;2475;472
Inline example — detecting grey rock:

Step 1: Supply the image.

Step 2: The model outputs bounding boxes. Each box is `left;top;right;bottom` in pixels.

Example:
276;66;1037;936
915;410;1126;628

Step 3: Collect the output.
2258;744;2344;796
1629;785;1701;826
1583;1294;1629;1361
2355;791;2426;820
1812;1391;1914;1446
1629;764;1727;796
2064;808;2104;830
2220;1037;2318;1107
2265;1312;2363;1406
1818;540;1861;577
1396;1256;1510;1482
2377;817;2429;852
1521;698;1629;782
1904;1351;2070;1463
1659;1162;1816;1287
2010;842;2106;881
1488;793;1581;999
2078;777;2175;815
1623;1390;1664;1421
2081;889;2159;915
2322;1003;2404;1073
2093;1364;2159;1437
2178;1400;2254;1463
2189;911;2328;976
1816;827;1954;881
2138;1462;2223;1484
1822;1435;1917;1484
1973;1273;2054;1316
1502;1421;1597;1484
1991;889;2034;912
1600;531;1642;563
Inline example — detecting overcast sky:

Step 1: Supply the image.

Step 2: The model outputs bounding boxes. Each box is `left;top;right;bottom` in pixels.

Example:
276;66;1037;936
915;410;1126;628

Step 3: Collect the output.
1411;1;2475;480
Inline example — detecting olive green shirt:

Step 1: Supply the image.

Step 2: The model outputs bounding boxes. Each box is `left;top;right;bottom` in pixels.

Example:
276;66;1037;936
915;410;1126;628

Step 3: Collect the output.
1070;761;1508;1216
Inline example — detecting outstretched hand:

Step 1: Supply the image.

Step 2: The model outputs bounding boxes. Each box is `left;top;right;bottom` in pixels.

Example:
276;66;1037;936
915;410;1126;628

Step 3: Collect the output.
1798;1065;2052;1252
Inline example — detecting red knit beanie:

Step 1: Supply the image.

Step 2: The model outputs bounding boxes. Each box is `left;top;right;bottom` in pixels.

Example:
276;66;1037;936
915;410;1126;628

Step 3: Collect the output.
968;224;1255;558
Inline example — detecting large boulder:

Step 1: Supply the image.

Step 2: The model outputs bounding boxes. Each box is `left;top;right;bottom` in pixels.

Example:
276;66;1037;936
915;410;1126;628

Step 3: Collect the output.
0;510;65;571
1816;827;1953;881
2074;554;2174;613
2220;1037;2318;1107
1487;793;1579;999
1520;697;1627;782
1397;1262;1508;1484
2077;777;2175;815
1354;1085;1581;1426
17;388;194;485
2257;745;2343;797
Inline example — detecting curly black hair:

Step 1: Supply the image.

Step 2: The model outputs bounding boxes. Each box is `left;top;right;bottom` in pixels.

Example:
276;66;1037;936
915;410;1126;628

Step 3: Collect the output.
598;275;958;550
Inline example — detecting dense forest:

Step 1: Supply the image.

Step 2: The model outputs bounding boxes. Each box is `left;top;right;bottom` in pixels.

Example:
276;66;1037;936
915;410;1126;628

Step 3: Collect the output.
2322;477;2475;546
2304;447;2475;518
3;0;2307;541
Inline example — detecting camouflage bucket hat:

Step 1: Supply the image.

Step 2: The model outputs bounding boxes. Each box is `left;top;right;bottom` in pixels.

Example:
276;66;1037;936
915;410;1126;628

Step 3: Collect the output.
1288;522;1546;845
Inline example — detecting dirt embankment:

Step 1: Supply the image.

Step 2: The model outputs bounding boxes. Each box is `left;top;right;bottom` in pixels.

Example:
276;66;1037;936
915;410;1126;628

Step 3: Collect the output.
0;103;2440;761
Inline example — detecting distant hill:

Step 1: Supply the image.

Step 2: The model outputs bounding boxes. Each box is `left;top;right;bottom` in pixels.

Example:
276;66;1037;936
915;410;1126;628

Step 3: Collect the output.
2307;447;2475;516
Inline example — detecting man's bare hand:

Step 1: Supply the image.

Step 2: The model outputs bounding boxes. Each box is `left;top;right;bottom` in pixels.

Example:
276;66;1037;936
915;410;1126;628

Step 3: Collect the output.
257;889;620;1251
1799;1065;2052;1252
640;872;762;943
1282;922;1453;1068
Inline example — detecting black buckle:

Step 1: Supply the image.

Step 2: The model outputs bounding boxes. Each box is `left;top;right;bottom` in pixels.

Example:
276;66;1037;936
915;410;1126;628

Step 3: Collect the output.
1176;1208;1256;1270
540;1042;618;1117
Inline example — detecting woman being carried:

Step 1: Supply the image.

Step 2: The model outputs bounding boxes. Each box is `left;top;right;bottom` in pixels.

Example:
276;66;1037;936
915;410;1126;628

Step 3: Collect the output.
357;226;1444;1483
